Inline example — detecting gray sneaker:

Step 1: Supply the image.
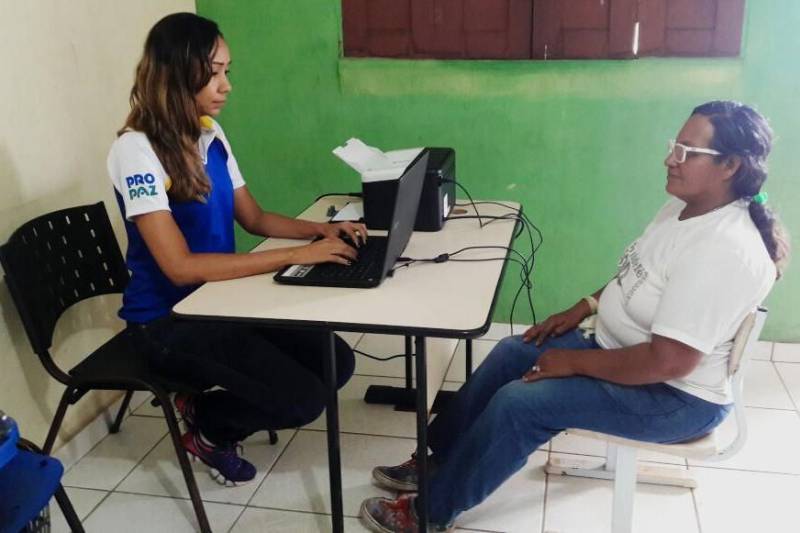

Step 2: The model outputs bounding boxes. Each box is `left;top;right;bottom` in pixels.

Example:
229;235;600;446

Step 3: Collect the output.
373;455;435;492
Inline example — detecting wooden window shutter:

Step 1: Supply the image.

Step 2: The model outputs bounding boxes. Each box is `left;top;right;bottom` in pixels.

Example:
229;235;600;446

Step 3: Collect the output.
532;0;637;59
344;0;532;59
342;0;412;57
342;0;744;59
458;0;532;59
637;0;745;57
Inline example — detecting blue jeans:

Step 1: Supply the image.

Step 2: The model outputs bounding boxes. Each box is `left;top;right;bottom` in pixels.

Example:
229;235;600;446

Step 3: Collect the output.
425;330;731;526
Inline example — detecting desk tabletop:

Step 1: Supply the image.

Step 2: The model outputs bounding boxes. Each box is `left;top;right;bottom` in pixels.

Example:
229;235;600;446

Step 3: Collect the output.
173;196;521;338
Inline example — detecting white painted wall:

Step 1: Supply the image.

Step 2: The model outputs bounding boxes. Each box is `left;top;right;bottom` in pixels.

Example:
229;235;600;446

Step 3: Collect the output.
0;0;195;449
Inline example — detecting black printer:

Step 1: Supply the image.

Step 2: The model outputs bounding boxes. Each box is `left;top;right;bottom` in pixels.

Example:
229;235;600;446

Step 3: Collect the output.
362;147;456;232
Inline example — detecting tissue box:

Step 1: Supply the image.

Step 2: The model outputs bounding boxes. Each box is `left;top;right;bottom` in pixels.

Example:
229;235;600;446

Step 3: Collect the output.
363;147;455;232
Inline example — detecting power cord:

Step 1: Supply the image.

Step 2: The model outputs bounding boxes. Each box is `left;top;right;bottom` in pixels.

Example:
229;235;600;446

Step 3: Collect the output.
354;348;412;362
442;179;485;227
394;184;544;333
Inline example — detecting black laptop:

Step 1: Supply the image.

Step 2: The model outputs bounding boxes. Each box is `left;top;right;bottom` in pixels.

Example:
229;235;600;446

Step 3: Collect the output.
274;149;430;288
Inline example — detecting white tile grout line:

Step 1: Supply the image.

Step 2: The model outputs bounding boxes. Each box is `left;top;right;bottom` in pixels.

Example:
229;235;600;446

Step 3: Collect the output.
690;486;705;533
541;449;551;533
773;360;800;411
242;429;300;509
58;486;110;526
111;430;171;491
75;423;171;524
78;489;114;528
71;421;282;533
84;487;247;528
56;393;129;471
686;463;800;477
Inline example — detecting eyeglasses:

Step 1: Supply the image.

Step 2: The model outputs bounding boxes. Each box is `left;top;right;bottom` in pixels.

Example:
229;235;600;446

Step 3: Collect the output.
667;140;722;164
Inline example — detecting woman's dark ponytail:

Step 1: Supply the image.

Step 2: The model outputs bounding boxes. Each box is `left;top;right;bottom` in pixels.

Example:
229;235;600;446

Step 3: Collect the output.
692;101;790;278
747;201;790;277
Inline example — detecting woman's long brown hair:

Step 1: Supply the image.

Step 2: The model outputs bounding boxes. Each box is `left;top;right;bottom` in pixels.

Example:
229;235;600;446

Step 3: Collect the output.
119;13;222;202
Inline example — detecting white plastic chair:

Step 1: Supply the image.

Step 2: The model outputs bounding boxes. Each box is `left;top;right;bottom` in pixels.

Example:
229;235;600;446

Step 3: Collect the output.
544;307;767;533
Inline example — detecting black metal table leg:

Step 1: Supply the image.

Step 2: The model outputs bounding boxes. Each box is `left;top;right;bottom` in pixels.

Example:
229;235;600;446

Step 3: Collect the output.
415;335;429;530
404;335;413;389
465;338;473;379
323;329;344;533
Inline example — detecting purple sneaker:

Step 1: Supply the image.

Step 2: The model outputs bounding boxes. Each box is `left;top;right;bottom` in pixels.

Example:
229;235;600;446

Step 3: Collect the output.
182;430;256;486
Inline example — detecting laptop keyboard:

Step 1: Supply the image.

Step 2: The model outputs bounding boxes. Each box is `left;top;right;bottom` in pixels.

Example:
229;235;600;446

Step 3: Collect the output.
307;237;388;281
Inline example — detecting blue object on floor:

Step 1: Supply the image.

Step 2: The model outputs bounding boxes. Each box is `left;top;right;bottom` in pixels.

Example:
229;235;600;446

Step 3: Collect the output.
0;413;19;469
0;449;64;533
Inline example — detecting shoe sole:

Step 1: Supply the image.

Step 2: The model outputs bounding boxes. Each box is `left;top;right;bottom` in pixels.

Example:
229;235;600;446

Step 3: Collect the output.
372;467;418;492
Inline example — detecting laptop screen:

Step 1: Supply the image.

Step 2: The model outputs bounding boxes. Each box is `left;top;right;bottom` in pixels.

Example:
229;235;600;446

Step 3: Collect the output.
380;150;429;278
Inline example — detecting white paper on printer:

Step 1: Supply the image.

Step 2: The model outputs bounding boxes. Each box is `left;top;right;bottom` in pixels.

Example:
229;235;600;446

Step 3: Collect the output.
332;138;423;183
330;201;364;222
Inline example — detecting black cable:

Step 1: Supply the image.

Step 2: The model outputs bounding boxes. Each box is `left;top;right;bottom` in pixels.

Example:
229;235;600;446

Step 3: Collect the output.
443;179;485;227
354;349;410;362
445;213;538;327
464;209;539;326
392;247;536;332
447;215;525;239
457;201;543;253
449;194;541;331
315;191;363;201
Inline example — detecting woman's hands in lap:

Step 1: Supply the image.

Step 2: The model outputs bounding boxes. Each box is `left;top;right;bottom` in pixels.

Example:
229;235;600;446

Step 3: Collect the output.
521;349;578;383
522;305;587;346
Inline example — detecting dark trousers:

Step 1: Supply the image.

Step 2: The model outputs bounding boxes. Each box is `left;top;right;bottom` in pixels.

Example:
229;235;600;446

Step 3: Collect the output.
131;317;355;445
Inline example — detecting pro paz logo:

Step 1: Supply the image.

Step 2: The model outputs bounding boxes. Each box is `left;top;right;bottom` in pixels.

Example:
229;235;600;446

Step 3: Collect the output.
125;173;158;199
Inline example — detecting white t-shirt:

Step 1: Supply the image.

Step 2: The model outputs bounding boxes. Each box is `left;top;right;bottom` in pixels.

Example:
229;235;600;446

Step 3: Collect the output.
107;117;245;220
595;197;775;404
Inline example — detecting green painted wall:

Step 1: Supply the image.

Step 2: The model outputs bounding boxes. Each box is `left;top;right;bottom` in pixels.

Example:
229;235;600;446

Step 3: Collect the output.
197;0;800;341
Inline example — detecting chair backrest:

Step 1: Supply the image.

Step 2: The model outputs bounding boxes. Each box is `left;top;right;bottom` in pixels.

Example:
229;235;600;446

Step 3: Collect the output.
728;307;768;378
0;202;129;356
715;306;767;460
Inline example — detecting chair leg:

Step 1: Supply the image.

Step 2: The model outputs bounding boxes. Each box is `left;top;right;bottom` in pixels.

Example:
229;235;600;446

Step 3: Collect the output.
109;390;135;434
268;430;278;445
611;445;638;533
44;386;75;454
53;484;86;533
155;389;211;533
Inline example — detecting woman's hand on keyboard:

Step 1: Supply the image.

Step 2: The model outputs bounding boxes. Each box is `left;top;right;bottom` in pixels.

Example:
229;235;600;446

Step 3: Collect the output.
318;221;368;247
291;237;358;266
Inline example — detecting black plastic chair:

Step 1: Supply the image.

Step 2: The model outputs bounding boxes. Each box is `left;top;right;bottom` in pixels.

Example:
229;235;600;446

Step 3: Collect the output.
1;202;220;532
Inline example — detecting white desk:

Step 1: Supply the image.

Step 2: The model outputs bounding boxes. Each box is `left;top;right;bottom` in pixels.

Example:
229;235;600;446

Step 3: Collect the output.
173;195;521;532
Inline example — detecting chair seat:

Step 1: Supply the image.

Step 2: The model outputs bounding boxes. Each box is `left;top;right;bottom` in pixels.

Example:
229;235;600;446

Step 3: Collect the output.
566;428;720;461
68;328;197;394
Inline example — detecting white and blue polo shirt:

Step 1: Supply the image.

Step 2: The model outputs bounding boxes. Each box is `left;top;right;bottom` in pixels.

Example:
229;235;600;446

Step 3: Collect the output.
107;117;246;323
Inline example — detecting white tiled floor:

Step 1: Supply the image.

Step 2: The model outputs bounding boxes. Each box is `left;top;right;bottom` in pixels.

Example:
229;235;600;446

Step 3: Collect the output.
48;325;800;532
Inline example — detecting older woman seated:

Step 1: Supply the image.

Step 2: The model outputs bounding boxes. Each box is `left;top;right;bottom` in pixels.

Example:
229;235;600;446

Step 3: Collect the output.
360;100;790;532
